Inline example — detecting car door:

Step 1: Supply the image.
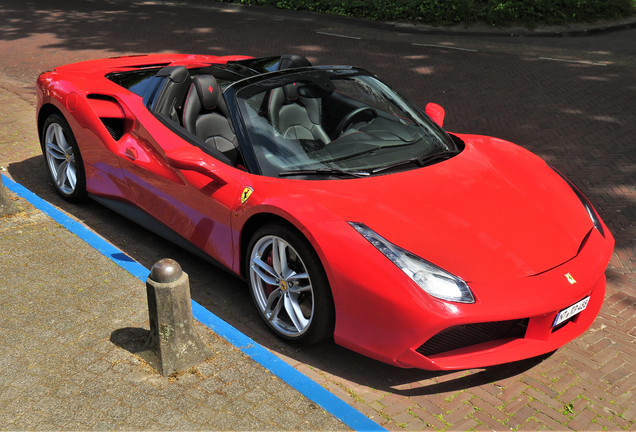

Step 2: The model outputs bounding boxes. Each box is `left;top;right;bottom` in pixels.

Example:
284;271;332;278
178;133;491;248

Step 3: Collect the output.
117;110;244;270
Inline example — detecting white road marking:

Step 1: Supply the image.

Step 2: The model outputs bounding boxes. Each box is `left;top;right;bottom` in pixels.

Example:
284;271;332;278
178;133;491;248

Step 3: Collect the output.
412;43;477;52
316;32;361;40
539;57;607;66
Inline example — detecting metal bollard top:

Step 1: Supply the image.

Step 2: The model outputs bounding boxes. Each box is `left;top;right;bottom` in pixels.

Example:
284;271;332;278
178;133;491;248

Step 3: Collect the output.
150;258;183;283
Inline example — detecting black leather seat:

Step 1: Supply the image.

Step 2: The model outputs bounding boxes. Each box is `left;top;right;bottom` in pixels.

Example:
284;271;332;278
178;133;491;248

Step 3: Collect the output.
152;66;191;123
277;54;312;71
182;75;239;164
268;83;330;146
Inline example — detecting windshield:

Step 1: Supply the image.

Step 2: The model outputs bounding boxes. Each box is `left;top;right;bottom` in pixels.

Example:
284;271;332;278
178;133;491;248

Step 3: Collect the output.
235;69;457;178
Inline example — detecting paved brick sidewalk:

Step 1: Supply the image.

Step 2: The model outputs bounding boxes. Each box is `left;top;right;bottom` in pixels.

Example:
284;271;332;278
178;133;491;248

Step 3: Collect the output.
0;192;349;430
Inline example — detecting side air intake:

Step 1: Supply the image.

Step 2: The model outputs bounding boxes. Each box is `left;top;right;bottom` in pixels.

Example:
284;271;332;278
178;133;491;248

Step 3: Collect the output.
86;94;128;142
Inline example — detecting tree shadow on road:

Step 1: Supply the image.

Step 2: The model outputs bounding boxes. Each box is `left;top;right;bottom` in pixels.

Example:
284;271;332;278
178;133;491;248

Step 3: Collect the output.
0;0;335;83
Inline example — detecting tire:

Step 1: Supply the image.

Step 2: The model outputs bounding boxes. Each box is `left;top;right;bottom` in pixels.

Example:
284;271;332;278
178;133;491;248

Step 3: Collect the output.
246;223;335;345
41;113;87;202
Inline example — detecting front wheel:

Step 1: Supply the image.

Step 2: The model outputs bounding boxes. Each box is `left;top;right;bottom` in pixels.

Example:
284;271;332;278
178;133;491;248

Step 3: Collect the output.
41;113;86;202
246;224;335;345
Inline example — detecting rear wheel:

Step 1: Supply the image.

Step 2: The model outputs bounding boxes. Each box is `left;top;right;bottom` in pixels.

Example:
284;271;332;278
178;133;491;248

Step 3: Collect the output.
246;224;335;345
41;113;86;202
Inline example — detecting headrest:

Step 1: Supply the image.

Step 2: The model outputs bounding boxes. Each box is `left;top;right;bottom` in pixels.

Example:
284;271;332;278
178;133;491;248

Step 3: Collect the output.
284;83;298;101
193;75;219;110
156;65;189;83
277;55;312;71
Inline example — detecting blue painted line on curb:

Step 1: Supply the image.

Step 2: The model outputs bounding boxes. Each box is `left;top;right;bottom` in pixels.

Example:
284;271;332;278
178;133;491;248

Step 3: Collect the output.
2;174;386;432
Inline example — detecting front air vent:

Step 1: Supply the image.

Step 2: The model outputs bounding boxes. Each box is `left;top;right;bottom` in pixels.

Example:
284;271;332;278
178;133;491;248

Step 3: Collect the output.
416;319;529;357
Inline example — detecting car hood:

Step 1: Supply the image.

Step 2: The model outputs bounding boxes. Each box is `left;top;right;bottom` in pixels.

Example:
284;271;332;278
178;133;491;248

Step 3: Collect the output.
297;135;593;283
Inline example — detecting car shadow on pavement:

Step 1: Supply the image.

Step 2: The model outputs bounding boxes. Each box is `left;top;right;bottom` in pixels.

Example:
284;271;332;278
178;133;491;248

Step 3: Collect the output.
391;353;554;396
282;332;555;396
6;155;559;396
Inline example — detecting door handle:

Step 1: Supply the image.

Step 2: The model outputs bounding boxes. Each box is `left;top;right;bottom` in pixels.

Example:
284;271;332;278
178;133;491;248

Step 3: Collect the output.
125;147;138;160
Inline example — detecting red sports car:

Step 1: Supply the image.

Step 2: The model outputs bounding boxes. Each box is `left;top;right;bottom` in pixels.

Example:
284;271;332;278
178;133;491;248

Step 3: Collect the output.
36;53;614;370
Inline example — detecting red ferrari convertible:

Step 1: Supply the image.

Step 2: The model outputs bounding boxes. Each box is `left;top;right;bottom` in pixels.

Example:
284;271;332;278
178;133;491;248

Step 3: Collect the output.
36;53;614;370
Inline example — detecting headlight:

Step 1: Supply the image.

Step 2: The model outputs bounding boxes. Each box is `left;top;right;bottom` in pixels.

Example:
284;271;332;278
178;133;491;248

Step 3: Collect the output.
550;166;605;238
349;222;475;304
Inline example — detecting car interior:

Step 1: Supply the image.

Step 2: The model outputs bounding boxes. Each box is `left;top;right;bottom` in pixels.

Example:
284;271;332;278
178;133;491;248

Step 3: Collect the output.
143;54;449;178
148;54;318;170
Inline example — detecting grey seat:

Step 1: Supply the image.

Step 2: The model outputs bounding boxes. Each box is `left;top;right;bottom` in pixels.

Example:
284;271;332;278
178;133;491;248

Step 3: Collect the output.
182;75;239;164
268;83;331;146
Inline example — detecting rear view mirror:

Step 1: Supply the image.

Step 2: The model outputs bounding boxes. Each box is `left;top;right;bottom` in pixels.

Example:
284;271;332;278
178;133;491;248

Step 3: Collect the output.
425;103;445;128
297;84;332;98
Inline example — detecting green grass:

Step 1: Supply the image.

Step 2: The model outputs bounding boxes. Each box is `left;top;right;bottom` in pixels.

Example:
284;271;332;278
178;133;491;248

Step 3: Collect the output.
213;0;635;27
563;402;575;415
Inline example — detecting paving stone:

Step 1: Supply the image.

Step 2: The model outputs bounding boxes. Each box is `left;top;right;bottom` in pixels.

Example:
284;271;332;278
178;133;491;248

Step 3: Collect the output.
70;405;102;426
152;407;185;427
218;381;248;399
250;404;282;423
89;394;119;412
104;403;133;422
12;409;48;429
120;408;153;429
242;386;271;405
204;392;231;411
170;394;200;414
207;411;239;430
224;397;255;416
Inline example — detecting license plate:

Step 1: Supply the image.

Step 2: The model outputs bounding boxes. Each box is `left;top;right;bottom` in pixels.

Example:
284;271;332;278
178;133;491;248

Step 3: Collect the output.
553;296;590;327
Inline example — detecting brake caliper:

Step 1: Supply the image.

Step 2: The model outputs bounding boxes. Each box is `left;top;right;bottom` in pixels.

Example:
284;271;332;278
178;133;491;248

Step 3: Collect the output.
265;249;276;296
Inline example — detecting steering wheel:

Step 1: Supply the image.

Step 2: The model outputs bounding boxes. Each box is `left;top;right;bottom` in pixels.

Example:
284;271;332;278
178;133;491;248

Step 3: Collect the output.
333;107;378;138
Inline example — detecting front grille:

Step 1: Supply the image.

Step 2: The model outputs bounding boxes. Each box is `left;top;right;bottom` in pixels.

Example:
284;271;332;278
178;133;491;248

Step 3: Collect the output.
416;319;529;357
552;315;576;333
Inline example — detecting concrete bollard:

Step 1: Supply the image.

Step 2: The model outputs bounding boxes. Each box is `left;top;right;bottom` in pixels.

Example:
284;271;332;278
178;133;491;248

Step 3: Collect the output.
138;258;213;377
0;175;18;217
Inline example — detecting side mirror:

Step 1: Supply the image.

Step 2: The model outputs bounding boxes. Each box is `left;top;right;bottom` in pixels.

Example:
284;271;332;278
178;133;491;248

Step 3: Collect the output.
165;148;227;185
425;103;445;128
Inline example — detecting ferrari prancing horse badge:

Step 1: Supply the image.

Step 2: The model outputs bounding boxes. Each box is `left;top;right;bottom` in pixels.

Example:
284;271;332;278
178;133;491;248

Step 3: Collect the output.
241;186;253;204
565;273;576;284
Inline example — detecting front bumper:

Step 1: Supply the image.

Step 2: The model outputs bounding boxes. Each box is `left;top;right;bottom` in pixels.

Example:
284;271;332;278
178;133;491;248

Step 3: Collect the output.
396;274;605;370
307;221;614;370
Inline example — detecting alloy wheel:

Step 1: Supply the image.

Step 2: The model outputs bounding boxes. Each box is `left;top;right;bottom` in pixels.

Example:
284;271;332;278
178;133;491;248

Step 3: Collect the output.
249;235;315;338
44;122;77;196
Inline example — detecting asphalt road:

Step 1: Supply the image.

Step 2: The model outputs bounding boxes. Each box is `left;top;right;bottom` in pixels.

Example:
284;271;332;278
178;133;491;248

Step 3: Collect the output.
2;0;636;430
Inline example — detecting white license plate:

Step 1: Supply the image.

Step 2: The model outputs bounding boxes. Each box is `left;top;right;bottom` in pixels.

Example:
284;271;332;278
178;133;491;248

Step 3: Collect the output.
553;296;590;327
